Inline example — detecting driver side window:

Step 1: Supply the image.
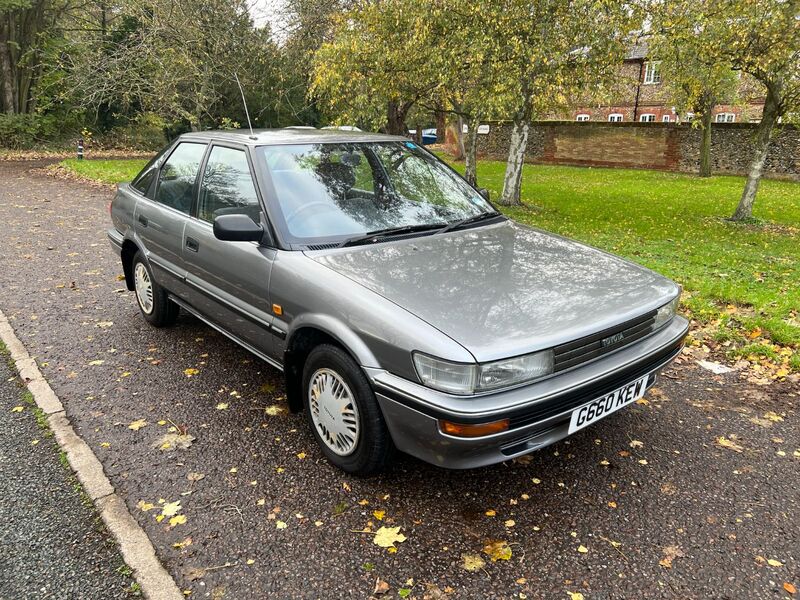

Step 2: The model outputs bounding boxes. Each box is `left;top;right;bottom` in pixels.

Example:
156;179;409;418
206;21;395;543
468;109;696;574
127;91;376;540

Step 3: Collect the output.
198;146;261;224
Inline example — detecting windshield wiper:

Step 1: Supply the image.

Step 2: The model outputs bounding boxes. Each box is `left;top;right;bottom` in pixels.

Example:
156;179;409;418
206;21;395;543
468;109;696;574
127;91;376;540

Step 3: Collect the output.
338;223;447;248
439;211;504;234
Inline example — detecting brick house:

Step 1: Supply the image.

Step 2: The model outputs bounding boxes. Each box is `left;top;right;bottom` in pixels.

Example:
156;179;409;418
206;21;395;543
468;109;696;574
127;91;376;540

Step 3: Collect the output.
568;42;766;124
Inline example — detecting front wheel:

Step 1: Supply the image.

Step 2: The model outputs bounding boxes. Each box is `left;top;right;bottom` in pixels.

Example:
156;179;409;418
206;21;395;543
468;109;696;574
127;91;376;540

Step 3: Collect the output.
132;251;179;327
302;344;394;475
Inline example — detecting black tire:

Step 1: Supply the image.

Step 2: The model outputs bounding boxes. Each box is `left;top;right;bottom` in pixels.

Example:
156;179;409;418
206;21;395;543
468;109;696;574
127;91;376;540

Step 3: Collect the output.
131;251;179;327
302;344;394;475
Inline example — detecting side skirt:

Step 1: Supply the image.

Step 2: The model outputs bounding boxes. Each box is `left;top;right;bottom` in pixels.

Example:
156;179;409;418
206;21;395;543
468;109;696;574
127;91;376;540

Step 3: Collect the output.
168;294;284;372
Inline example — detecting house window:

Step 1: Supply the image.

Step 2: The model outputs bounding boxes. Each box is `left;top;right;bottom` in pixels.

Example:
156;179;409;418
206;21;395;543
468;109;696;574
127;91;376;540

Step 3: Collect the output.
639;114;656;122
608;114;623;122
662;115;671;123
576;114;590;122
685;112;695;122
644;61;661;84
715;112;735;123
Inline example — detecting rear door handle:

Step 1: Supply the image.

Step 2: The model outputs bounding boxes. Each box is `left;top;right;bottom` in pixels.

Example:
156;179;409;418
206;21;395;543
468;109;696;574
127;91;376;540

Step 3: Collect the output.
185;236;199;252
138;215;148;227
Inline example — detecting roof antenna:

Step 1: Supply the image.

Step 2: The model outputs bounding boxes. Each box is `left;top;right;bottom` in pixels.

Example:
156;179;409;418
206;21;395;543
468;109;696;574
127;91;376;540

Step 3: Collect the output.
233;71;257;139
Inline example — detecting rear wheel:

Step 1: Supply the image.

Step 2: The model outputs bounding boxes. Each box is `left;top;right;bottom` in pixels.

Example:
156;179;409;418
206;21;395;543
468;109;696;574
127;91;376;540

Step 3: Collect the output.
132;251;179;327
303;344;393;475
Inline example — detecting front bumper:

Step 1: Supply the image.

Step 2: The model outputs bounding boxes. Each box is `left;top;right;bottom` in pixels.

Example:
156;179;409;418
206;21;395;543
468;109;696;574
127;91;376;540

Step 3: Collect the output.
369;316;689;469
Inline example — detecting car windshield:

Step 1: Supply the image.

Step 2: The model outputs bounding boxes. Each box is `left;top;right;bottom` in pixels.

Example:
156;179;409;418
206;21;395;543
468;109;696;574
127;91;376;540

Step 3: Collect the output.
259;141;496;244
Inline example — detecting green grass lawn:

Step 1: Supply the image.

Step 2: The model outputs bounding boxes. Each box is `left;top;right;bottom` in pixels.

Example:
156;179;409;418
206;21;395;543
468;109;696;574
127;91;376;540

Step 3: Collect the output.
59;158;147;184
61;156;800;371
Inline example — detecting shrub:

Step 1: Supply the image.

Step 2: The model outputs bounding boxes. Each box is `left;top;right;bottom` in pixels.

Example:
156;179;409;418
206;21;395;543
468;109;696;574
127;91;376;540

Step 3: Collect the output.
0;113;66;149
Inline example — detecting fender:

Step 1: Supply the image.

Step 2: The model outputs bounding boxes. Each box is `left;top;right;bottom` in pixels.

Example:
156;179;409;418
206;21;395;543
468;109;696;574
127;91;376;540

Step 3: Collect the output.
285;312;380;368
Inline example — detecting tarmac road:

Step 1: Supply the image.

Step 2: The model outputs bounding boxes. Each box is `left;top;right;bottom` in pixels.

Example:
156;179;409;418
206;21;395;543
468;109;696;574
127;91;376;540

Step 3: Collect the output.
0;160;797;599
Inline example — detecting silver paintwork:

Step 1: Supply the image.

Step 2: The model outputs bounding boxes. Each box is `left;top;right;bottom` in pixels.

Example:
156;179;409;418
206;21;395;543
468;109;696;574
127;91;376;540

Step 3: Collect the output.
108;129;688;470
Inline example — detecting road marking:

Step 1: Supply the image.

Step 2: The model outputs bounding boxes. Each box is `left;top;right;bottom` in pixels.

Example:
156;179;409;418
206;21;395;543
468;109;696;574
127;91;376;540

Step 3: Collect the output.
0;308;183;600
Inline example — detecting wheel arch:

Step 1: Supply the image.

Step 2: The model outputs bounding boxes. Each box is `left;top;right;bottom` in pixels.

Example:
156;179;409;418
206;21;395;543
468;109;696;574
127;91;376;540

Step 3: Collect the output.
283;320;378;413
120;239;141;291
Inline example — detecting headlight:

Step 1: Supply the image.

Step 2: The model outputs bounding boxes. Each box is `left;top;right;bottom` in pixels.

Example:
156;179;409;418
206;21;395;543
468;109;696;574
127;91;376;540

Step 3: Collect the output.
654;295;680;329
413;350;554;395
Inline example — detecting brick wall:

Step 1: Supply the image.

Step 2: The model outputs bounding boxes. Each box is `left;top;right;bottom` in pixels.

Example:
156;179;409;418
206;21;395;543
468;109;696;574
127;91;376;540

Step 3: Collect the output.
474;121;799;179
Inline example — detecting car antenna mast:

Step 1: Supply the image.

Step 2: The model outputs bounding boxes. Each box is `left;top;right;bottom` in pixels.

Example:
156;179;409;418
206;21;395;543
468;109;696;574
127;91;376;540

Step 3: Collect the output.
233;71;257;140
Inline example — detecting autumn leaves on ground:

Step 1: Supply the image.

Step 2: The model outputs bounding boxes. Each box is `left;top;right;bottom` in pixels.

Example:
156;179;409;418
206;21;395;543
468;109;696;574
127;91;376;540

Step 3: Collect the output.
0;158;796;599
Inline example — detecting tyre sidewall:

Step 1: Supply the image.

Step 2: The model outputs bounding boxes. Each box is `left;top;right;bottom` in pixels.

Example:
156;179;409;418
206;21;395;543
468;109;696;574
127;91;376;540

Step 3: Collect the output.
302;345;391;475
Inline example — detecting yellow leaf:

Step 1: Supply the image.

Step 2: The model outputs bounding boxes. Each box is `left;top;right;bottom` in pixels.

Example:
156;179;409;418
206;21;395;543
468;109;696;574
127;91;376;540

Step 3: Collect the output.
275;520;288;529
373;510;385;521
568;593;585;600
764;411;784;422
11;406;24;413
483;540;512;561
608;501;618;509
183;368;199;377
577;545;589;554
373;526;406;548
297;452;306;459
485;509;496;517
169;515;187;526
504;519;516;528
716;436;744;453
128;419;147;431
88;360;104;366
137;500;156;512
264;405;284;416
461;553;486;572
173;537;192;549
216;403;229;410
246;559;255;565
161;501;181;517
768;559;784;567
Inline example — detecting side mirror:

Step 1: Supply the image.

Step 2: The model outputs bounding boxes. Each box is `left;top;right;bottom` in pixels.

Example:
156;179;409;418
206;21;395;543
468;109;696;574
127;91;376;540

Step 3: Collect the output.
478;188;490;201
213;214;264;242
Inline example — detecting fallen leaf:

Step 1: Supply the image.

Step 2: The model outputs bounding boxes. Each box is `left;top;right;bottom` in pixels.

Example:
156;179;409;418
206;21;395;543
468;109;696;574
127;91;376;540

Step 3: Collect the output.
608;501;617;509
483;539;512;561
577;545;589;554
154;433;195;451
784;582;796;595
264;405;284;416
485;509;496;517
11;406;24;413
373;510;385;521
504;519;516;528
187;472;205;482
764;411;784;422
275;520;287;529
768;558;784;567
216;403;229;410
128;419;147;431
373;526;406;548
161;501;182;517
568;593;585;600
183;368;199;377
629;440;644;448
373;578;390;596
297;452;307;459
169;515;187;526
659;545;684;568
398;588;412;598
88;360;105;366
137;500;156;512
716;436;744;453
173;537;192;549
461;553;485;572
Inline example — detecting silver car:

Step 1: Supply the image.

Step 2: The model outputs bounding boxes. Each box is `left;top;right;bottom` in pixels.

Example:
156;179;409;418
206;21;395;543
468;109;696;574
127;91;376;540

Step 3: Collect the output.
108;129;688;474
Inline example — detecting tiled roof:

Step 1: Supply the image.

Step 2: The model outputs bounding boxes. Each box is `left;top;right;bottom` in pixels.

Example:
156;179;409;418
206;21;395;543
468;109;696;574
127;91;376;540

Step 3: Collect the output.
626;40;649;60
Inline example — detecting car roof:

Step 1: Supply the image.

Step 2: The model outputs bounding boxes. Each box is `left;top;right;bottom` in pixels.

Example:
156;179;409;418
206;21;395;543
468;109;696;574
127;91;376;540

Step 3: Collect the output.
179;128;404;146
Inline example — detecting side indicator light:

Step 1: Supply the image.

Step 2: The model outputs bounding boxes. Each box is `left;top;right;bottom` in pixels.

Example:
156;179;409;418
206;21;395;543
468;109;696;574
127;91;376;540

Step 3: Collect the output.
272;304;283;316
439;418;510;438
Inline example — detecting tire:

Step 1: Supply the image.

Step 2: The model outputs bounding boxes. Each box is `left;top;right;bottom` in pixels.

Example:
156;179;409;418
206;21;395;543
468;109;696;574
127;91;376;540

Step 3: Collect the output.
131;251;179;327
302;344;394;475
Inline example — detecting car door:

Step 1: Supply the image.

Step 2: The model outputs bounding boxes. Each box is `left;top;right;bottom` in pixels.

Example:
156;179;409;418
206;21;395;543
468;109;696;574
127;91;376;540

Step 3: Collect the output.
182;143;278;360
134;141;207;299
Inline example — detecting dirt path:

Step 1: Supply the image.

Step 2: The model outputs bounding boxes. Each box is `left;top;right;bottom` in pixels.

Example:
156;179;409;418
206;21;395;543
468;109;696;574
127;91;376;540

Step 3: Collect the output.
0;160;796;599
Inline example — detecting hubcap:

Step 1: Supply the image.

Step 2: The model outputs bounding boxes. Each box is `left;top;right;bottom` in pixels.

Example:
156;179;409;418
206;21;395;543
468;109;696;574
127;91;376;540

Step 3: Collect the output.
309;368;360;456
134;262;154;315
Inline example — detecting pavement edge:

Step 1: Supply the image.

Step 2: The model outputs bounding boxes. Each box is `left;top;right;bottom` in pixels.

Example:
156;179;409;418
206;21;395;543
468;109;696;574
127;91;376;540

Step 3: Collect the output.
0;308;184;600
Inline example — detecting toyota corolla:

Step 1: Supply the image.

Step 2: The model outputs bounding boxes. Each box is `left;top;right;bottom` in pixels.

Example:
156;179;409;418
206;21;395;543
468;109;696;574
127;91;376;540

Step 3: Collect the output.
108;128;688;474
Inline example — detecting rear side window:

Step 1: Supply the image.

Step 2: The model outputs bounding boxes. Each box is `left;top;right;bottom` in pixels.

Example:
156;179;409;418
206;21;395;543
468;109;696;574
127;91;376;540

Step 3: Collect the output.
131;153;162;196
198;146;260;223
155;142;206;214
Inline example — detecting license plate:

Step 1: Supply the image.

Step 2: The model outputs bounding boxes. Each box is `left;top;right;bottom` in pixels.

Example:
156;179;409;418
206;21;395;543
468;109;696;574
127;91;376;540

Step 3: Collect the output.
568;374;650;434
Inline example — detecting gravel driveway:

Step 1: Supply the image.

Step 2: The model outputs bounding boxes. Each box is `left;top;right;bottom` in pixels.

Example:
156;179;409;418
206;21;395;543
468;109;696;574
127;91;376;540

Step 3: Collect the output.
0;160;797;599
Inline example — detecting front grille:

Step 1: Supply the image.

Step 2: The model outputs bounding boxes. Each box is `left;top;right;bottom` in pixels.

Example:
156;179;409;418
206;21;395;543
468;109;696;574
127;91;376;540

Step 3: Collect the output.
553;310;657;372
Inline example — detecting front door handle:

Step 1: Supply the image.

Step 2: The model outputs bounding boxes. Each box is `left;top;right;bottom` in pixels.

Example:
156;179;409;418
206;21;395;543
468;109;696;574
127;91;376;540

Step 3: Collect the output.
185;236;199;252
138;215;148;227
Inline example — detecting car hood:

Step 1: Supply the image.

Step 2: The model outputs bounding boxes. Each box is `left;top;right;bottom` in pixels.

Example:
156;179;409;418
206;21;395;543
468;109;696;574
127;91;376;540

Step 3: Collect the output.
307;220;679;362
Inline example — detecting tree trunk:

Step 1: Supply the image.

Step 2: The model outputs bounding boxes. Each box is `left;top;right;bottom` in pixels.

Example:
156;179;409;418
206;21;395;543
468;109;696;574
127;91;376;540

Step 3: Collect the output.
0;20;16;114
454;113;465;160
435;108;445;143
731;85;781;221
699;106;713;178
498;117;530;206
385;100;408;135
464;114;480;187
